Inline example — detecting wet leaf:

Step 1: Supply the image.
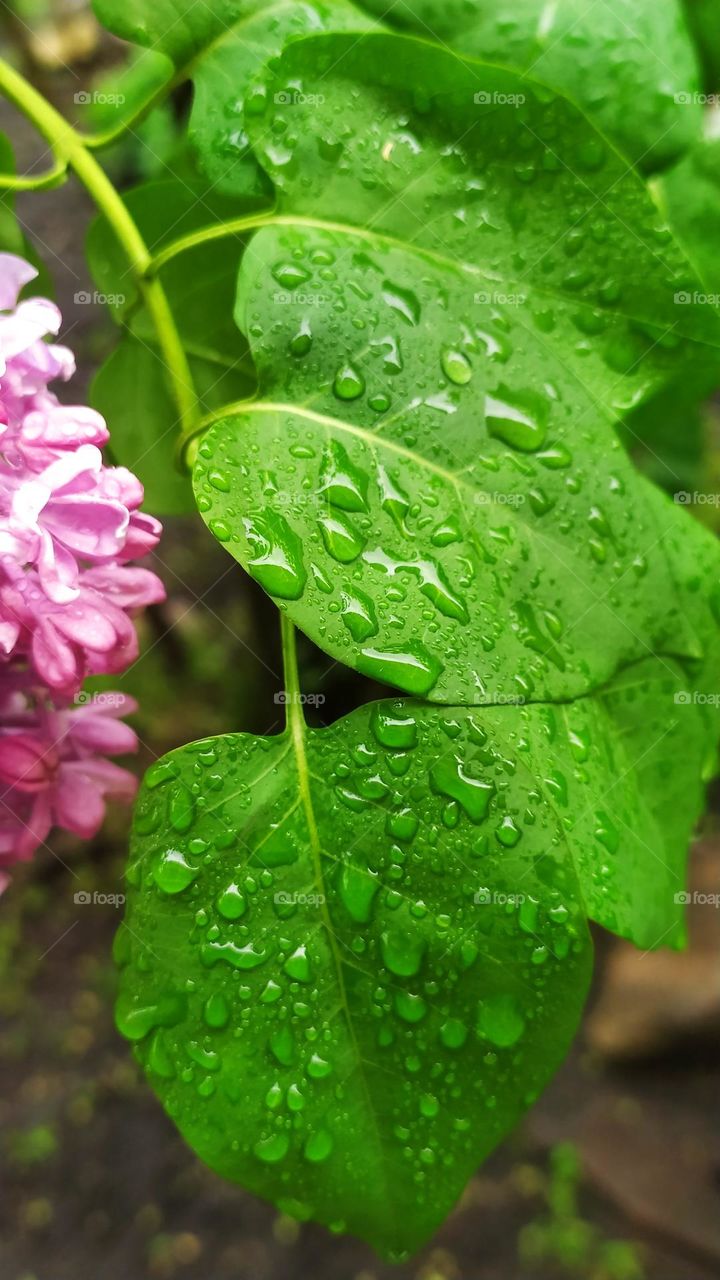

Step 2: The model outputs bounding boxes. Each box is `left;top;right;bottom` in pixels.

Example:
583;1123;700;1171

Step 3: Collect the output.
92;0;379;195
193;34;720;702
116;648;716;1253
357;0;703;170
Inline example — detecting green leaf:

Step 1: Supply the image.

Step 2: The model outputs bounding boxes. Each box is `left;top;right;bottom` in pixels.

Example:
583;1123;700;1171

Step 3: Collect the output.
654;135;720;296
115;647;715;1251
91;338;194;515
88;178;264;513
92;0;379;195
356;0;703;170
192;34;720;702
116;696;595;1256
683;0;720;89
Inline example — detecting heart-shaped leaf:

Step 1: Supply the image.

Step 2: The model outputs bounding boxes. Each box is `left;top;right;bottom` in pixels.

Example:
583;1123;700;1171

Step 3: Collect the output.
115;697;596;1258
190;34;720;702
115;650;715;1254
356;0;703;170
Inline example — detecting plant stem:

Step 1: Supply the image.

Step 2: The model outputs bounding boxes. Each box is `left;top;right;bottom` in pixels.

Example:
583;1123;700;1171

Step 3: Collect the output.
0;159;68;190
280;614;304;736
149;212;276;273
0;57;198;438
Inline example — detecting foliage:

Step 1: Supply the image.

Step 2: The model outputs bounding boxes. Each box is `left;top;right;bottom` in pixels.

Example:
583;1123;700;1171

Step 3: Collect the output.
2;0;720;1258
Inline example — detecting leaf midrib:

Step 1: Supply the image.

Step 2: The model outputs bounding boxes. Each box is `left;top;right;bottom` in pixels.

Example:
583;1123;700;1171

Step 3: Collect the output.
253;212;720;349
227;400;702;662
287;702;404;1233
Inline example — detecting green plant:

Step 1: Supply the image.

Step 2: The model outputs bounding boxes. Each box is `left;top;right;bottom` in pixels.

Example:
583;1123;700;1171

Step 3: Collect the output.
2;0;720;1258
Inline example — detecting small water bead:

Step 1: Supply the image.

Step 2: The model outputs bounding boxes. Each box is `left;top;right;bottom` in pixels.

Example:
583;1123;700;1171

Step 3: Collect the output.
216;882;247;920
440;1018;468;1050
485;386;549;451
272;262;311;290
477;994;525;1047
370;704;418;750
333;363;365;400
203;992;230;1029
381;925;427;978
264;1020;295;1066
287;1083;306;1111
243;512;307;600
317;513;366;563
395;991;428;1023
289;319;313;357
339;862;380;924
265;1081;283;1109
304;1129;334;1163
382;282;421;326
284;945;312;983
155;848;196;895
115;991;186;1042
200;940;268;970
319;440;369;512
430;756;495;823
359;645;443;697
254;1133;290;1164
441;348;473;385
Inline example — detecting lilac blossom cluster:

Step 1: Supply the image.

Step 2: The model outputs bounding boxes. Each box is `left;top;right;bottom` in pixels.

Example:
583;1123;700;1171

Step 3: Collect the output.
0;253;164;887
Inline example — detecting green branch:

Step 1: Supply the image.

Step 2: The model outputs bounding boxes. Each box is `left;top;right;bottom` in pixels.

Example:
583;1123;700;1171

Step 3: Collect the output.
0;57;199;439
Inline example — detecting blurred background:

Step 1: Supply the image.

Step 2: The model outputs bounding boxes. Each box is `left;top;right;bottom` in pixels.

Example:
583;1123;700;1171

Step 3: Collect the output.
0;3;719;1278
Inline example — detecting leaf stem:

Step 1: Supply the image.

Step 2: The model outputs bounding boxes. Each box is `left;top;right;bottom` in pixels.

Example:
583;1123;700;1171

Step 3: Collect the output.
149;212;277;273
0;56;199;438
280;614;304;735
0;159;68;190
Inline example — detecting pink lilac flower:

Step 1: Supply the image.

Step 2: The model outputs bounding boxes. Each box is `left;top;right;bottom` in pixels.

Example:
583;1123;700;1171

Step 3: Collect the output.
0;253;165;882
